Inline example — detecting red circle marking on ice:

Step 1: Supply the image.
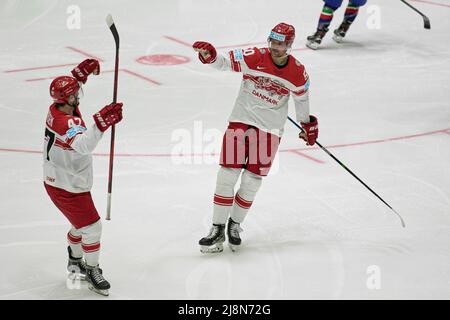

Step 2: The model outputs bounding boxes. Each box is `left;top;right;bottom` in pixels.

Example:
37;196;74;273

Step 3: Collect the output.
136;54;190;66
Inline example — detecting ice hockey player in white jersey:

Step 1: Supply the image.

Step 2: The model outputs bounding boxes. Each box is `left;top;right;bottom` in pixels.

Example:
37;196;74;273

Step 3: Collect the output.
193;23;319;253
43;59;123;296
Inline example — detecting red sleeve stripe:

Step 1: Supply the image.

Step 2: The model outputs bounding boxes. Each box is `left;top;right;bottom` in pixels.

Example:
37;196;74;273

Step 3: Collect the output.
235;194;253;209
214;194;234;206
291;88;307;96
82;242;101;253
229;51;242;72
67;232;82;244
55;138;74;150
65;136;76;146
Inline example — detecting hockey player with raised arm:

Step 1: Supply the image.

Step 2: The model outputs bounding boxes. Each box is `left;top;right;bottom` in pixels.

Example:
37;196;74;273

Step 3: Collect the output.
43;59;123;295
193;23;319;253
306;0;368;49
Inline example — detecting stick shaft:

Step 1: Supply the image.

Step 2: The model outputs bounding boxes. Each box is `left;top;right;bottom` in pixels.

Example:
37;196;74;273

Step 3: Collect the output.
287;116;405;227
400;0;431;29
106;17;120;220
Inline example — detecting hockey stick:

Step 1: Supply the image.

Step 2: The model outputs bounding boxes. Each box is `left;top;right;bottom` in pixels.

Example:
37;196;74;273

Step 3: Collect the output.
288;116;406;228
105;14;120;221
400;0;431;29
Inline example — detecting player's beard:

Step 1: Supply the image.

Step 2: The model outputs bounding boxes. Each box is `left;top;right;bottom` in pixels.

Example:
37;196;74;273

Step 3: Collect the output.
69;97;79;109
66;97;79;116
71;98;79;107
68;89;82;110
270;48;289;65
270;49;286;58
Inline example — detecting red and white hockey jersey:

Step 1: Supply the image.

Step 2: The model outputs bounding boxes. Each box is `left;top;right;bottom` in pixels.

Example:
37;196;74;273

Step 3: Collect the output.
43;104;103;193
210;47;310;136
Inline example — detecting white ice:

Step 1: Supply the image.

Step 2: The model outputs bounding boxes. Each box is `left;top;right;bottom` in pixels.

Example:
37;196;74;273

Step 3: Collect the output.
0;0;449;299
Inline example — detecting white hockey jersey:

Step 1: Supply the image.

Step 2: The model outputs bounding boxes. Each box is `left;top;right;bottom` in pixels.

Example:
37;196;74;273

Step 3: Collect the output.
210;47;311;137
43;104;103;193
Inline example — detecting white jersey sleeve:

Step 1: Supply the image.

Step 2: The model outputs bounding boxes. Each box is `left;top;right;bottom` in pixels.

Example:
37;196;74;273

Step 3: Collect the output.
70;124;103;155
292;84;310;124
210;54;233;72
210;49;248;72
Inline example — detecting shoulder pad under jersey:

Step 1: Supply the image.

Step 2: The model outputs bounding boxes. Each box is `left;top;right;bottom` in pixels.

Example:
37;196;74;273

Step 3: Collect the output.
229;47;264;70
290;57;310;88
47;105;86;140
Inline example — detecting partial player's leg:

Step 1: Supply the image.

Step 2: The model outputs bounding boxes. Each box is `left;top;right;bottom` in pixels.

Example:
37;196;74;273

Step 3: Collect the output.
199;167;241;253
228;170;262;251
80;219;110;296
44;183;110;296
67;227;87;280
333;0;367;43
307;0;344;49
226;127;279;251
199;122;248;253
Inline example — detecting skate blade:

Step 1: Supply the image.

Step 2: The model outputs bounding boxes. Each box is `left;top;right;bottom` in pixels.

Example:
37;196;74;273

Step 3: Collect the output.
228;243;240;252
306;41;319;50
332;34;344;43
200;243;224;254
88;284;109;296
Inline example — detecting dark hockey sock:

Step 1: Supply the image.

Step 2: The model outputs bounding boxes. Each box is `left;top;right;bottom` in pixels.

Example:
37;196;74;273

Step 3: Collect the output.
344;2;360;24
318;5;335;31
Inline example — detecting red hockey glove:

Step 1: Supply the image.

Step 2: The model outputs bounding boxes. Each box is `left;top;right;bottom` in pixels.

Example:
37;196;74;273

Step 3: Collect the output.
193;41;217;64
299;115;318;146
93;102;123;132
71;59;100;84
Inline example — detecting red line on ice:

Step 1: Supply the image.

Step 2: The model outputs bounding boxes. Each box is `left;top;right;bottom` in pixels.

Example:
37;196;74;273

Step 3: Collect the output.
6;47;102;74
4;63;78;73
288;150;325;164
121;69;162;85
25;69;161;86
216;42;267;49
410;0;450;9
291;47;311;52
26;77;56;82
2;128;449;158
163;36;192;47
164;35;266;49
164;36;308;51
0;148;42;155
281;128;450;153
65;47;104;62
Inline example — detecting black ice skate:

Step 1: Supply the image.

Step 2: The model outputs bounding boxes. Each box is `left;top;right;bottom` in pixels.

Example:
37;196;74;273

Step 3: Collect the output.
199;224;225;253
67;246;87;281
306;29;328;50
227;218;243;252
332;21;351;43
86;265;110;296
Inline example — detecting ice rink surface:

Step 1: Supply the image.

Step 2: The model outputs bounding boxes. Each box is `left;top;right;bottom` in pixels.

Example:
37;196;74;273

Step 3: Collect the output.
0;0;449;299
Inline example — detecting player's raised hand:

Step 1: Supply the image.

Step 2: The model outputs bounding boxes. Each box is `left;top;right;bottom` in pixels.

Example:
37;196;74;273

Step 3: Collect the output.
193;41;217;64
93;102;123;132
299;115;318;146
71;59;100;84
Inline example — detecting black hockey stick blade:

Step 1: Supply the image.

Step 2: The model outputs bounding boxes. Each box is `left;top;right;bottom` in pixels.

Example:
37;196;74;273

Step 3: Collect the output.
400;0;431;29
288;116;406;228
423;15;431;30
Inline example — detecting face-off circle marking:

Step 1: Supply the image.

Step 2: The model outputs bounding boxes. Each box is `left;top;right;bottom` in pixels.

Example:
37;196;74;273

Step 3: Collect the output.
136;54;191;66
